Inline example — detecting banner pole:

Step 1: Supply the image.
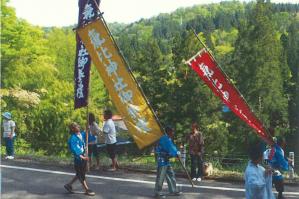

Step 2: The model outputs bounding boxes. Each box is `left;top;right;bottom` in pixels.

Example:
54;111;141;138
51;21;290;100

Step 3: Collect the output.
85;69;91;171
191;28;273;144
178;157;194;187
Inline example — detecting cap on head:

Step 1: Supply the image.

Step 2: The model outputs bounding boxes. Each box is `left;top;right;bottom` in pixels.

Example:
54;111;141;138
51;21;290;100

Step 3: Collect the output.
2;112;12;120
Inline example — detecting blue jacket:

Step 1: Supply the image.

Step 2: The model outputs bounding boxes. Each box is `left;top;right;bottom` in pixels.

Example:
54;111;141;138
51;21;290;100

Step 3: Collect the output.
155;135;178;167
268;144;289;180
68;131;86;165
269;144;289;171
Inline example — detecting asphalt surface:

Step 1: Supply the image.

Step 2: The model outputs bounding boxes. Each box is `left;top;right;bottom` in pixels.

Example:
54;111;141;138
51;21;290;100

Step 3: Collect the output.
1;159;299;199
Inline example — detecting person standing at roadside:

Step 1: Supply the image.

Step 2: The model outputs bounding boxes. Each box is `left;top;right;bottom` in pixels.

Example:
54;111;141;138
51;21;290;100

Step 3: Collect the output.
88;113;101;170
64;122;95;196
186;122;204;182
2;112;16;160
103;109;119;171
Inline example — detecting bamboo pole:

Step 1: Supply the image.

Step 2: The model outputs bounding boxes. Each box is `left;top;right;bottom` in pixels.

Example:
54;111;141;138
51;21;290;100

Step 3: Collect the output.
178;156;194;187
85;69;91;171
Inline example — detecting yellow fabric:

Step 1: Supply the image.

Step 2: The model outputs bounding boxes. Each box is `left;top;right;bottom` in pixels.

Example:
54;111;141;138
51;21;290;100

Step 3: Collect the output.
77;19;163;149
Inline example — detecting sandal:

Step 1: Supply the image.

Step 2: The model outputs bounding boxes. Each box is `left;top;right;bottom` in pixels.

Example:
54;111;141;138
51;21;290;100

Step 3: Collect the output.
85;189;95;196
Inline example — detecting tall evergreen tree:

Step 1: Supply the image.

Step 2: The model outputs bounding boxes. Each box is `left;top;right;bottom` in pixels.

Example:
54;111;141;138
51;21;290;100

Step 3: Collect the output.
285;18;299;156
232;0;289;143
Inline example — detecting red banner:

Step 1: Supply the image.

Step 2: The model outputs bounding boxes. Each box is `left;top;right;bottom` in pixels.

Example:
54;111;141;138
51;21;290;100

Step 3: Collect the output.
187;49;273;144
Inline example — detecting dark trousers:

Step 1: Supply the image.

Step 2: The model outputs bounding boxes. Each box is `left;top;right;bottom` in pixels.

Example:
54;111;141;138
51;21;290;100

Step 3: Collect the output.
4;137;15;156
190;154;203;179
273;178;284;199
74;160;87;183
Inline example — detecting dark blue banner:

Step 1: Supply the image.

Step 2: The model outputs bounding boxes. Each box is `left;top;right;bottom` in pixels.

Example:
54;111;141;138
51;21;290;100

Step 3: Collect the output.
74;0;100;109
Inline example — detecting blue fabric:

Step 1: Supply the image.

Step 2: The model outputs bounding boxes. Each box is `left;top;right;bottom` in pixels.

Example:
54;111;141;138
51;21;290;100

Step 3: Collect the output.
68;131;86;165
88;133;96;143
4;137;15;156
81;131;96;143
268;144;289;182
244;161;275;199
273;173;283;181
269;144;289;171
2;112;12;120
155;135;178;167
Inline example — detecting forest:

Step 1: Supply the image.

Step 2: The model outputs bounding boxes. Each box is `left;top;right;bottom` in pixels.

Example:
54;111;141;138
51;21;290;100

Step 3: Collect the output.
1;0;299;157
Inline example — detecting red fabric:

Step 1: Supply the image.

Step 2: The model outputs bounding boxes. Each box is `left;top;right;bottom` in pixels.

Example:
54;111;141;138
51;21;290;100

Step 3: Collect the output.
268;147;276;160
187;49;273;144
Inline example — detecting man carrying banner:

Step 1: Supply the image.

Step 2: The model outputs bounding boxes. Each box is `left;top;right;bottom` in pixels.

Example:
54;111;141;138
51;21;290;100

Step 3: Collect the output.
267;137;291;199
64;122;95;196
154;126;181;198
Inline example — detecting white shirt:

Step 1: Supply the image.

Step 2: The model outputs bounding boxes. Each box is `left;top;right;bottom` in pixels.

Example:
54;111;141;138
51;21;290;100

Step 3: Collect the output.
263;148;271;161
2;119;16;138
244;161;275;199
103;119;117;144
76;133;83;142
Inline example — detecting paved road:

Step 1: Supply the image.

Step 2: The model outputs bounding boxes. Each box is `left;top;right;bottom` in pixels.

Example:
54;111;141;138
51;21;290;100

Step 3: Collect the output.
1;160;299;199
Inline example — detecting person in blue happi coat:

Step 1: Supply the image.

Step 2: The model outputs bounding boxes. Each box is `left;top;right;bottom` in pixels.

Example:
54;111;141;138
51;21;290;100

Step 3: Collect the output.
64;122;95;196
267;137;291;199
154;126;181;198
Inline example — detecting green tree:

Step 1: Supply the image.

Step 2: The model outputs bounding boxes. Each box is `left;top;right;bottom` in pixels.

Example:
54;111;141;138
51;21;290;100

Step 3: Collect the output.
284;17;299;157
232;0;289;147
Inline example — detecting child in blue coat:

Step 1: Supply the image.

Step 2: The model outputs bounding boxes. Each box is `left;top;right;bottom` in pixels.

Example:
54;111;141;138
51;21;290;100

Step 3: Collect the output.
64;122;95;196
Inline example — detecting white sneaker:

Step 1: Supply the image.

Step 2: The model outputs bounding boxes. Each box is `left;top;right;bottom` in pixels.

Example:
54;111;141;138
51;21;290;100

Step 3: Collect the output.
192;178;197;181
196;177;202;182
7;156;14;160
5;156;9;159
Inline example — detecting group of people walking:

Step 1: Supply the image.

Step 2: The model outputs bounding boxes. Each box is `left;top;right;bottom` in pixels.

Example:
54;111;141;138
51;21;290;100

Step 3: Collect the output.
64;109;118;196
2;110;293;198
63;110;205;197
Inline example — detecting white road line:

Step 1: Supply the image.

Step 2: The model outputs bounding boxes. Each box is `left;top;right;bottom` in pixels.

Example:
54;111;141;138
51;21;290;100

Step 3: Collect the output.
1;164;299;195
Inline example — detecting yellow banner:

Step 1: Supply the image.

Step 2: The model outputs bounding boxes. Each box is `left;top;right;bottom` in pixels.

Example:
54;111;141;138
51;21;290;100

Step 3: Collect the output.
77;19;163;149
